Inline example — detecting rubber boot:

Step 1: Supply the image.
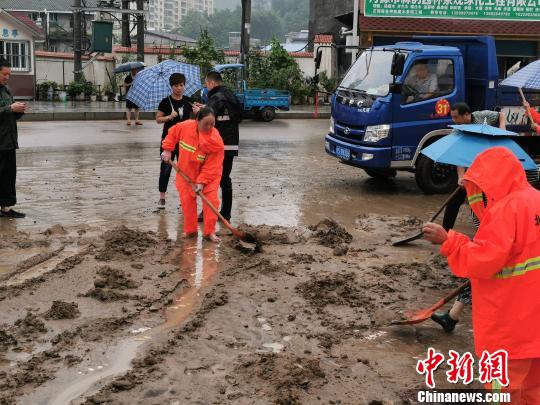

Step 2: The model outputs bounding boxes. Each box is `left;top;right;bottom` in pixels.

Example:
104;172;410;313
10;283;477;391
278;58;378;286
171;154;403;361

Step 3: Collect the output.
431;310;458;333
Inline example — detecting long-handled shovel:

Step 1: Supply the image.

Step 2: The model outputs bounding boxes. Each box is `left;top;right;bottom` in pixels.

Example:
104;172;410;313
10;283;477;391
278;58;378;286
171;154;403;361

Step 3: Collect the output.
169;161;259;246
389;280;471;326
392;187;461;246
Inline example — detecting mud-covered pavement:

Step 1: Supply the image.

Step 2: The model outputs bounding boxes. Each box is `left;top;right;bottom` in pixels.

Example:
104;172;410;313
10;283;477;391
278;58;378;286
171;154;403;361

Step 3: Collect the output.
1;120;477;404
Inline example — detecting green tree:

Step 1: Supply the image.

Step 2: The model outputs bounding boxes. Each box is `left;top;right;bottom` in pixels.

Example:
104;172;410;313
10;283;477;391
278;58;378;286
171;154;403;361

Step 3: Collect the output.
247;38;308;101
251;9;285;45
271;0;309;31
181;28;225;76
175;10;209;40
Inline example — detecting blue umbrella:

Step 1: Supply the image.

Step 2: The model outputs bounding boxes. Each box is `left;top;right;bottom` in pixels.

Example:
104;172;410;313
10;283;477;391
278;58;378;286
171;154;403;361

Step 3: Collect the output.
126;60;202;111
449;124;517;137
113;61;146;74
500;60;540;90
421;131;537;170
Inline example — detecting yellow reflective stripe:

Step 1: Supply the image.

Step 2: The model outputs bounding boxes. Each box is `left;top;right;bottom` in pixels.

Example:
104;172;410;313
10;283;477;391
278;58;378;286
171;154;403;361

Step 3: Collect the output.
179;141;196;152
468;193;483;205
495;256;540;279
196;155;206;162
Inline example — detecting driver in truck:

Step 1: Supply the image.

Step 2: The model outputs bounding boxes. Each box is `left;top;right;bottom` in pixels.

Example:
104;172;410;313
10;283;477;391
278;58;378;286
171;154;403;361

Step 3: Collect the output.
403;60;438;103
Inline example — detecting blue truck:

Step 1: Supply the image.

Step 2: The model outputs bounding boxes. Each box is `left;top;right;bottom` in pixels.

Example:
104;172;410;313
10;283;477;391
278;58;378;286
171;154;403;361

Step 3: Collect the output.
325;36;540;193
209;64;291;122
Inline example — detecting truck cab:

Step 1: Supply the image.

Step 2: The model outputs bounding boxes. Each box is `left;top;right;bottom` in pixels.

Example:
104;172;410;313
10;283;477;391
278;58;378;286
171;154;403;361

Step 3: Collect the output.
325;35;538;193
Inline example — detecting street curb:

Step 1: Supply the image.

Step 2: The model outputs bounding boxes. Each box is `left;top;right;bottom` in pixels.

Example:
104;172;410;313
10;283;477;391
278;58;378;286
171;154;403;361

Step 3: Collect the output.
20;111;330;122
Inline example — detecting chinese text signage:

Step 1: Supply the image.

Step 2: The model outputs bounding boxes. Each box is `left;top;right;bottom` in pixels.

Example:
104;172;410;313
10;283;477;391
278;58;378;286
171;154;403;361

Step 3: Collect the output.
364;0;540;21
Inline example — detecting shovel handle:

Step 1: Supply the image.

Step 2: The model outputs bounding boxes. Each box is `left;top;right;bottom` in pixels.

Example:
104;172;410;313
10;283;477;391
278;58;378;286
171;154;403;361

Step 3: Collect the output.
169;161;243;238
428;186;462;223
438;280;472;308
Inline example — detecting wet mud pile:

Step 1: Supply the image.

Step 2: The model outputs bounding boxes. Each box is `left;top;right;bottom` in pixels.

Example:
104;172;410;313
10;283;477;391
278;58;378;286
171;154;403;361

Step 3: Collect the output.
0;215;476;404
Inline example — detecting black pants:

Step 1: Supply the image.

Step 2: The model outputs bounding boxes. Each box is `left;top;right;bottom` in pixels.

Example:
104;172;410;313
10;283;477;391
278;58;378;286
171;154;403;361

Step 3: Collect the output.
220;155;234;220
159;146;178;194
442;187;467;231
0;149;16;207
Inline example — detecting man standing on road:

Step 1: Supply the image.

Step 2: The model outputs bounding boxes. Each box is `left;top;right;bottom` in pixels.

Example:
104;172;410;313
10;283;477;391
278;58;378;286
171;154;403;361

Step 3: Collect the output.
194;71;241;221
423;147;540;401
0;59;26;218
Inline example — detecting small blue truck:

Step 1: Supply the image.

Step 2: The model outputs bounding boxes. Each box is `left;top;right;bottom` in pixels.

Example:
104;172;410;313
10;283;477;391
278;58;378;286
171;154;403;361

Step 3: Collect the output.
210;64;291;122
325;36;540;193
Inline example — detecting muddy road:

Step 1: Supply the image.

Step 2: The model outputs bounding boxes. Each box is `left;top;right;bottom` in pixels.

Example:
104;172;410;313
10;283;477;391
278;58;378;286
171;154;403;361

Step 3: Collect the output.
0;120;476;404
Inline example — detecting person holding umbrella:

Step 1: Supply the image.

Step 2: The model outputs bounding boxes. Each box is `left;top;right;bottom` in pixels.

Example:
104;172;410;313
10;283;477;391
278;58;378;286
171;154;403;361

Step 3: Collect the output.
423;147;540;402
155;73;193;209
124;68;142;126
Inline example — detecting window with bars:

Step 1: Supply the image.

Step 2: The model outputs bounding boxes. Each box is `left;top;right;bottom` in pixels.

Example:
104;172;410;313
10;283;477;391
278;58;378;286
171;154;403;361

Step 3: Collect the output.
0;41;31;72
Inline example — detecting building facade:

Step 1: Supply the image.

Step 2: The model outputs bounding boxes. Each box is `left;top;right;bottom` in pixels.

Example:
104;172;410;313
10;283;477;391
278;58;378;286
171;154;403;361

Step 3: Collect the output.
0;9;44;98
2;1;96;53
309;0;540;78
148;0;214;32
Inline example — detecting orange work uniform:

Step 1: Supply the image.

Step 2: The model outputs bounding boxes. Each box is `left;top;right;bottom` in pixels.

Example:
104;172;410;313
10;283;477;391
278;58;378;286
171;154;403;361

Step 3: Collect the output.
440;147;540;403
162;120;224;236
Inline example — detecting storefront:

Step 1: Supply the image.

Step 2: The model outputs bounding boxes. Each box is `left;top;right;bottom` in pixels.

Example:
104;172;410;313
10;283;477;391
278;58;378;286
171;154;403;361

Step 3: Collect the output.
360;16;540;80
0;9;43;99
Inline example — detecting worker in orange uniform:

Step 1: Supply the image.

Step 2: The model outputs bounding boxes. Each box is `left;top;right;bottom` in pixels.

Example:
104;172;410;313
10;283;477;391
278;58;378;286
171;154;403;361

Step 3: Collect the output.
161;107;224;242
423;147;540;403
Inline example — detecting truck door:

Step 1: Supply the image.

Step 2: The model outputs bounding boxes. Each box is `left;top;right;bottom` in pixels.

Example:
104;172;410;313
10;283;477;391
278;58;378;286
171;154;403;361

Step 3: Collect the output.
391;57;460;160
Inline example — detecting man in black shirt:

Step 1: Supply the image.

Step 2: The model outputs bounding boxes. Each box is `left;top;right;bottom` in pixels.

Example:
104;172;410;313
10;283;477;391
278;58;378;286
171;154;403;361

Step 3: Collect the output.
194;71;241;221
155;73;193;209
0;59;26;218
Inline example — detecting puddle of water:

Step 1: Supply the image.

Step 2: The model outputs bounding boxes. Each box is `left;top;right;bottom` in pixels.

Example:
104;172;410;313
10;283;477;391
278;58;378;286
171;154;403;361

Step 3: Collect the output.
0;247;47;277
4;245;80;287
22;339;143;405
159;235;220;331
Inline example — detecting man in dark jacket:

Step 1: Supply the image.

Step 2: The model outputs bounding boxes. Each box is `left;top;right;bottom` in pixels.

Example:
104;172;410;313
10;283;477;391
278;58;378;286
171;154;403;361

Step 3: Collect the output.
195;71;241;221
0;59;27;218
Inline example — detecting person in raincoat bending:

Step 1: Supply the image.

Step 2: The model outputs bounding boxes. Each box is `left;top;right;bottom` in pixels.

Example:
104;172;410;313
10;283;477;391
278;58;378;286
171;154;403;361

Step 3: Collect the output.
423;147;540;402
161;107;224;242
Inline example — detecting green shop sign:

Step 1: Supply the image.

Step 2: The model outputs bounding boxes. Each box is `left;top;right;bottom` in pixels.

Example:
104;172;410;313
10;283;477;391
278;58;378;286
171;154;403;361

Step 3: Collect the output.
364;0;540;21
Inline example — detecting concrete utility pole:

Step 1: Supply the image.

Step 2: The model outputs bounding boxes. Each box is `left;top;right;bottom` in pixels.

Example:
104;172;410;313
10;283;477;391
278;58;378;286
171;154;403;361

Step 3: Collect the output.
136;0;144;62
239;0;251;66
351;0;360;61
121;0;131;47
73;0;83;81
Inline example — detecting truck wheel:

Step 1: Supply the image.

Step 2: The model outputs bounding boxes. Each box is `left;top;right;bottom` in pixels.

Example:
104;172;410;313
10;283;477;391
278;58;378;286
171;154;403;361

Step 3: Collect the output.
260;107;276;122
415;155;457;194
364;168;397;179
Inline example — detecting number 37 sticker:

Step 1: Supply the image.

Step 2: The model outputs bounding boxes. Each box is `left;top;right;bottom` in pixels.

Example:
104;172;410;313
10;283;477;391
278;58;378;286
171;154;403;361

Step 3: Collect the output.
435;99;450;117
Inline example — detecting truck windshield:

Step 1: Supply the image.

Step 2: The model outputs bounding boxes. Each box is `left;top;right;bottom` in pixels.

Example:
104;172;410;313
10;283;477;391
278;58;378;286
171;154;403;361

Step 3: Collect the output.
339;50;407;97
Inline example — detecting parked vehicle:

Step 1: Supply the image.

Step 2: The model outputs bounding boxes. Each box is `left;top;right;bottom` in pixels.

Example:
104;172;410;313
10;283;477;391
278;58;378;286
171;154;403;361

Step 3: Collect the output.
324;35;540;193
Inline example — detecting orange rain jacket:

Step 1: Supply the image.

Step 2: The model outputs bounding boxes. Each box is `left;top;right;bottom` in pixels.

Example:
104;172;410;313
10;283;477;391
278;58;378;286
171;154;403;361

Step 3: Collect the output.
440;147;540;360
161;119;224;194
